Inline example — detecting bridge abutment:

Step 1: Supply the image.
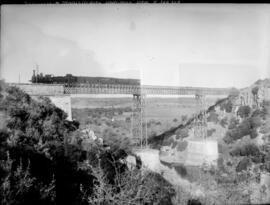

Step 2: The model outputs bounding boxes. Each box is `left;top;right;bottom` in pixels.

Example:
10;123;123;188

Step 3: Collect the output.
49;95;72;121
9;83;72;121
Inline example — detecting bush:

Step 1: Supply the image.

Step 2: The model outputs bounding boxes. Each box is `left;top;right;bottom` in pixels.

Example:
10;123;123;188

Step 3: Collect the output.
207;128;216;137
217;157;226;172
220;117;228;128
125;117;131;122
264;152;270;172
175;128;189;140
88;168;175;205
172;141;178;149
250;116;262;129
218;143;226;154
0;85;178;205
207;111;219;123
230;143;261;158
187;198;203;205
228;117;239;129
236;157;252;172
220;100;233;113
177;141;188;152
174;165;187;177
181;115;188;122
237;105;251;118
162;136;175;146
0;154;56;205
224;116;260;143
262;100;270;118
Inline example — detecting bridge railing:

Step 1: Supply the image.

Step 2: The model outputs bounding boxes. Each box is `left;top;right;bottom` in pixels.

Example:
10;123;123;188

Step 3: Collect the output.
8;83;65;96
64;84;142;95
8;83;239;96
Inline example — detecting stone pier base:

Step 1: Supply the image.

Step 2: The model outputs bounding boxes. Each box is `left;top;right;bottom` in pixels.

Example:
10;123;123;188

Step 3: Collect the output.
49;95;72;121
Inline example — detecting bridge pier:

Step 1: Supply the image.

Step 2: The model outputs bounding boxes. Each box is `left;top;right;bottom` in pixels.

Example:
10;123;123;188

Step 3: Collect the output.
49;95;72;121
132;94;147;148
194;93;207;139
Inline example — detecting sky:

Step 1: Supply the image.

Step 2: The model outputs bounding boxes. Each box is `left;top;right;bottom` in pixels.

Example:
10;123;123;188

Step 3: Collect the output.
1;4;270;88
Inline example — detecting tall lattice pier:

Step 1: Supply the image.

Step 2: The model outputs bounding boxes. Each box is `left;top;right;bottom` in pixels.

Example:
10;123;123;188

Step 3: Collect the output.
194;93;207;139
131;94;147;148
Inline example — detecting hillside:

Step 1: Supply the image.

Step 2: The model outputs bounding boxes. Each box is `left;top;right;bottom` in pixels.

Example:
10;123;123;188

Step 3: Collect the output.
147;79;270;204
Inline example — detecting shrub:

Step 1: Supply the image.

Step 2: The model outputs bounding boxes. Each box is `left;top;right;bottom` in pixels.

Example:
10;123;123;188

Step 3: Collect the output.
181;115;188;122
237;105;251;118
218;143;226;154
220;100;233;113
0;153;56;205
236;157;252;172
175;128;189;140
228;117;239;129
162;136;175;146
88;168;175;205
0;85;176;205
125;117;131;122
220;117;228;128
187;198;203;205
223;129;240;144
177;141;188;152
149;131;157;137
264;152;270;172
207;128;216;137
174;165;187;177
230;143;261;158
207;111;219;123
250;116;262;129
262;100;270;118
217;157;225;172
224;117;260;143
172;141;178;149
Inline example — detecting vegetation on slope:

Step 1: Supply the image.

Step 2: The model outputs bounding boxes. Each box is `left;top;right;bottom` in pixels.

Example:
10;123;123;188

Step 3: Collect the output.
0;83;175;205
147;97;230;148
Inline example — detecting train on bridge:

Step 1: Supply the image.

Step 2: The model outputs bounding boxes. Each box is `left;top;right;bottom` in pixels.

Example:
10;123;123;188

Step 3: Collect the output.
30;70;140;86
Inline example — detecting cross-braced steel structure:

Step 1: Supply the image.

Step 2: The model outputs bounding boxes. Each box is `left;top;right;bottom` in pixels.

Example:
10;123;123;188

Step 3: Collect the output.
194;93;207;139
9;83;239;148
132;94;147;148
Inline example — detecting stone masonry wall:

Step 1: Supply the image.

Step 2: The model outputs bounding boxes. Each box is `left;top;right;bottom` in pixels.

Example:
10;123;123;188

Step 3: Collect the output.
9;83;64;96
49;96;72;121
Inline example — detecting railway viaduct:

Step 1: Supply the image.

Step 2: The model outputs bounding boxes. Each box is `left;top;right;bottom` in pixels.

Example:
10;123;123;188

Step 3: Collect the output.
8;83;238;144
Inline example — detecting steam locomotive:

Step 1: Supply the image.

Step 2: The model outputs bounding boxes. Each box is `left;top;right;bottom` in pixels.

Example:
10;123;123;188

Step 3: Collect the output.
30;70;140;86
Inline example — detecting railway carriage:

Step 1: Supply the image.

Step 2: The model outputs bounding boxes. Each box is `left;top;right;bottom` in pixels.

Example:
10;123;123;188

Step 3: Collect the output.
30;71;140;86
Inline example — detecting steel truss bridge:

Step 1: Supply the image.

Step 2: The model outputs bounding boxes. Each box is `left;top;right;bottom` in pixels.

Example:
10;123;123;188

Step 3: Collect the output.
63;84;237;96
9;83;239;148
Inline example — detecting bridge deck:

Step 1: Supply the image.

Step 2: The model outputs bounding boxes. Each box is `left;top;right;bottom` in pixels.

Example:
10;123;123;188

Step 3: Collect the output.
8;83;238;96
